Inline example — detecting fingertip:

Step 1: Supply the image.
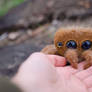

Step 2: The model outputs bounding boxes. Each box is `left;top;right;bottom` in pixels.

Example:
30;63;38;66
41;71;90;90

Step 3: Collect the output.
55;56;66;66
47;55;66;67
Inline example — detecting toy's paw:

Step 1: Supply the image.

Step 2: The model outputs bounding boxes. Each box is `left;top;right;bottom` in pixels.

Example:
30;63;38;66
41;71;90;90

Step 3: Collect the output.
84;63;92;69
71;62;78;69
82;50;92;69
67;58;78;69
41;45;58;55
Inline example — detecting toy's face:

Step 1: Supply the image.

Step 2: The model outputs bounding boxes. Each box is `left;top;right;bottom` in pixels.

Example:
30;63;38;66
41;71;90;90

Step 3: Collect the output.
54;28;92;56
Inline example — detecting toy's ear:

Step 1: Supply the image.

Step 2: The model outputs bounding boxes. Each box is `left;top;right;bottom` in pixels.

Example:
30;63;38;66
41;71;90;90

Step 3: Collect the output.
54;28;64;41
54;28;69;45
54;28;65;50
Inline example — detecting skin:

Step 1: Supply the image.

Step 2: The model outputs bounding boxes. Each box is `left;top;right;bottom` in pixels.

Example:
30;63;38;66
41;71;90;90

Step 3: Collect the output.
12;52;92;92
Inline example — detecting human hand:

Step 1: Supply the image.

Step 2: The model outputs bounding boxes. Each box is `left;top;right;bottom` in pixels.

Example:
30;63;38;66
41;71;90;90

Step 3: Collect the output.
12;52;92;92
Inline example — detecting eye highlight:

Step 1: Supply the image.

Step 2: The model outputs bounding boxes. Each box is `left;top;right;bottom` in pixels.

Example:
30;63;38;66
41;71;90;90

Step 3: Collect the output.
81;40;92;50
57;42;62;48
66;40;77;49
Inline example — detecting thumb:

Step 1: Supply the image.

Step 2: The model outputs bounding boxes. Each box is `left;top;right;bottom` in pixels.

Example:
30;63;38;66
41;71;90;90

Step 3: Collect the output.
47;55;66;67
12;53;59;85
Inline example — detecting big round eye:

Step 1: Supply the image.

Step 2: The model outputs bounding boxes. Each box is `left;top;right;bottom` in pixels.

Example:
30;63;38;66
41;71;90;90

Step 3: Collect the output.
81;40;92;50
57;42;62;48
66;40;77;49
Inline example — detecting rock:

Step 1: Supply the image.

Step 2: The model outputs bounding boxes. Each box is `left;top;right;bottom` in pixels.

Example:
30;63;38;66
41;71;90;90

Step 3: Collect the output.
0;24;55;77
0;0;92;31
8;32;20;40
27;29;32;36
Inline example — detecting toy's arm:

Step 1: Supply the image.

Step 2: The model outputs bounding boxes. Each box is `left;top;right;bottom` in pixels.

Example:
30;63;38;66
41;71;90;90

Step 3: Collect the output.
41;45;59;55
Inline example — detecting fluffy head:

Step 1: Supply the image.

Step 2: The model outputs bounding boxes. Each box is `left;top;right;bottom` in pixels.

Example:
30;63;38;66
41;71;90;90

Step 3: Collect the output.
54;26;92;56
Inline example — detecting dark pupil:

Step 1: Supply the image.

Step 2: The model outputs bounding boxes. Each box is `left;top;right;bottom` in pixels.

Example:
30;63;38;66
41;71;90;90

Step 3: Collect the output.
66;40;77;49
58;42;62;47
82;40;92;50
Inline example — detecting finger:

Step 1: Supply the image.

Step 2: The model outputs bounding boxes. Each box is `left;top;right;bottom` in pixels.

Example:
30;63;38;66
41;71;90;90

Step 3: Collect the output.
75;66;92;80
47;55;66;67
83;76;92;88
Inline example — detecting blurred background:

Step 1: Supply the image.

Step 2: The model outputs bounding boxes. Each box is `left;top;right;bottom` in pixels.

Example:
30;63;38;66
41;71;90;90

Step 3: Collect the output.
0;0;92;78
0;0;24;16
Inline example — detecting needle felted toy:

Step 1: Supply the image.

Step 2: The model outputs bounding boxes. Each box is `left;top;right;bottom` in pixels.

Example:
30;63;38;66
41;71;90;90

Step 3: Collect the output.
41;26;92;69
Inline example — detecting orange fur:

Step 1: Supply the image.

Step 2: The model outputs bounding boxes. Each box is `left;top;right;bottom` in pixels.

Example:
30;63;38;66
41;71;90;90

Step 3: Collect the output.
54;27;92;55
41;45;58;54
82;50;92;69
42;26;92;69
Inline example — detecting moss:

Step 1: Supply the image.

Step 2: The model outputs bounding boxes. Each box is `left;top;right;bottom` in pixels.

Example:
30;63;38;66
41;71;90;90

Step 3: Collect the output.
0;0;24;16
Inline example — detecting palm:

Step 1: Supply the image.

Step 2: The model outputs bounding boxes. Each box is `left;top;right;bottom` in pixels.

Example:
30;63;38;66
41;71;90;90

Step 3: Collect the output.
13;53;92;92
56;66;92;92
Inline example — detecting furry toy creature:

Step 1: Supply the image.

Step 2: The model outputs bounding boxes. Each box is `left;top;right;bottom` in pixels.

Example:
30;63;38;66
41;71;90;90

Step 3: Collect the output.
41;26;92;69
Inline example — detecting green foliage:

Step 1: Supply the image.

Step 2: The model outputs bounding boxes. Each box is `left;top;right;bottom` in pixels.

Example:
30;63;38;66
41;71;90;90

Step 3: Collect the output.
0;0;24;16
